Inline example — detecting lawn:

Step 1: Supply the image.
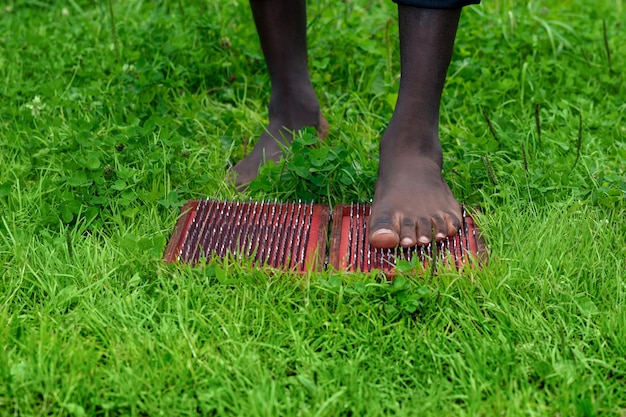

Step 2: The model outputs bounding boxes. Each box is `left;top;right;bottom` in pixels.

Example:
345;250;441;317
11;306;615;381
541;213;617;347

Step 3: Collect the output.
1;0;625;415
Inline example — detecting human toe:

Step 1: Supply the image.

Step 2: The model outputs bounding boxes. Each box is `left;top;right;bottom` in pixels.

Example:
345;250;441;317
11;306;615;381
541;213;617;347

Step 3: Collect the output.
399;217;417;247
444;210;462;237
431;215;449;242
369;215;400;249
416;217;433;246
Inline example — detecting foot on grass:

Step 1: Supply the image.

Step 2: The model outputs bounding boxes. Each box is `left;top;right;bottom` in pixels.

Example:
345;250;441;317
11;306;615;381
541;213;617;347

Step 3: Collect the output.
368;128;462;249
229;91;328;190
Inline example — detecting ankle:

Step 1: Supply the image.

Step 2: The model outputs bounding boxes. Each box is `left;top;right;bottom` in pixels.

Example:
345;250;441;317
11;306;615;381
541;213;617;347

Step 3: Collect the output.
268;86;321;130
382;118;442;160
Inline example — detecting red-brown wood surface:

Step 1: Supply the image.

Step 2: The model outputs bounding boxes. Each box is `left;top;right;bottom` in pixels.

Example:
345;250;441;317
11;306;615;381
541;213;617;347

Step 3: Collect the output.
164;201;486;274
164;201;330;272
327;204;486;275
162;201;199;263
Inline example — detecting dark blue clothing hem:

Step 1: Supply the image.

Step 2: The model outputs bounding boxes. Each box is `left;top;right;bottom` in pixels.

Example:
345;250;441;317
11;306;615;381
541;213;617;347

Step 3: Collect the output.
392;0;480;9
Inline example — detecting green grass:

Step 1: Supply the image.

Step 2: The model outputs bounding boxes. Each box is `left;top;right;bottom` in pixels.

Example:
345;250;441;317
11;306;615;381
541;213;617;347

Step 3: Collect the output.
1;0;625;415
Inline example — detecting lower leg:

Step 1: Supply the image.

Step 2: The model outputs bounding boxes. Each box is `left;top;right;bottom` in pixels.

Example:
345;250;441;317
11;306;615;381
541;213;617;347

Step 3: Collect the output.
368;6;462;248
231;0;326;189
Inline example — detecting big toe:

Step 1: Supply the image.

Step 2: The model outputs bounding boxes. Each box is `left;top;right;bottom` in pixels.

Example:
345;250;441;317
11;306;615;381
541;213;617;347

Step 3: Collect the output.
368;216;400;249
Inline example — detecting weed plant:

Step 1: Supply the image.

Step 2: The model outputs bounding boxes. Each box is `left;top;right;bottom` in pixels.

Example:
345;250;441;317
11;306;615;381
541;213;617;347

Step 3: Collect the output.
0;0;625;415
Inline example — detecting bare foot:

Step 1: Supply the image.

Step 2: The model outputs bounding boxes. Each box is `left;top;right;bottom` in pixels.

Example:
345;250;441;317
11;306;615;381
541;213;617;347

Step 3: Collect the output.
230;125;294;190
368;130;462;249
229;92;327;190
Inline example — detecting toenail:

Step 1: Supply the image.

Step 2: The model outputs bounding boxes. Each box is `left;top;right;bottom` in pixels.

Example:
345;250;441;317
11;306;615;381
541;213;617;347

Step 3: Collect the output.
436;232;445;240
401;238;414;247
371;228;394;238
418;236;431;244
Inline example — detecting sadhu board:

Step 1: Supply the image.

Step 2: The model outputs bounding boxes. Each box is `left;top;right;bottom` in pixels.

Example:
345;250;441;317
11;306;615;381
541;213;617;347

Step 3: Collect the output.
164;200;486;275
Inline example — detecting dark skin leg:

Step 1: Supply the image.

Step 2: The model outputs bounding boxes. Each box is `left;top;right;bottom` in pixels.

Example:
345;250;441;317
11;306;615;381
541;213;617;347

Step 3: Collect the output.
240;1;462;248
231;0;327;189
368;6;463;248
